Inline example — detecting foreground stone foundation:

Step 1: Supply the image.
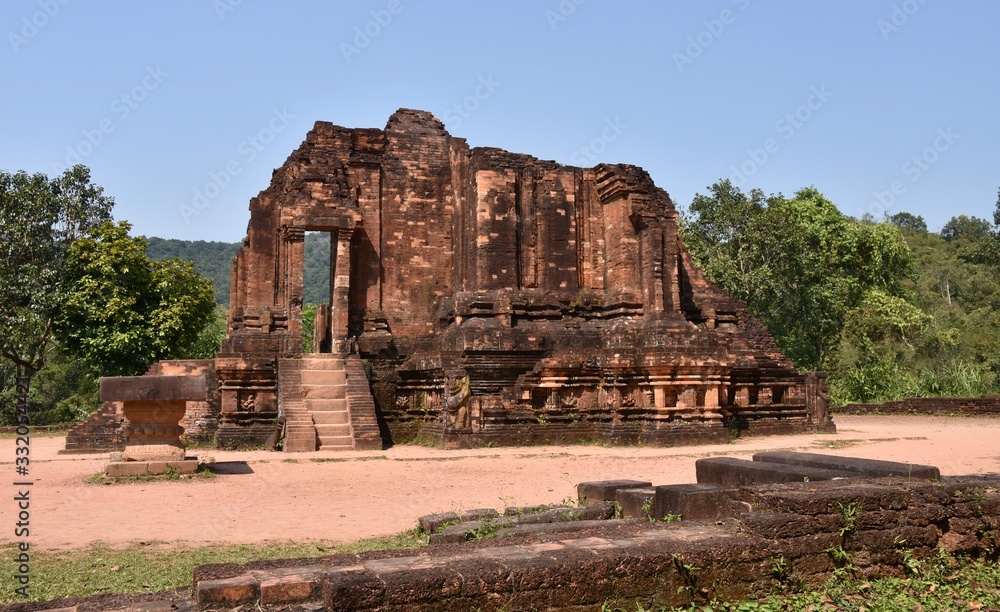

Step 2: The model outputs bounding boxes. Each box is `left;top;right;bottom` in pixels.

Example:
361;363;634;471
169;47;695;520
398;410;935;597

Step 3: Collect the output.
187;475;997;610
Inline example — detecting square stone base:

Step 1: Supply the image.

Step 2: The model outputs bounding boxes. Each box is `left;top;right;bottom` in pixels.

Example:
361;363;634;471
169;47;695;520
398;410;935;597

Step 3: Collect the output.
105;458;200;477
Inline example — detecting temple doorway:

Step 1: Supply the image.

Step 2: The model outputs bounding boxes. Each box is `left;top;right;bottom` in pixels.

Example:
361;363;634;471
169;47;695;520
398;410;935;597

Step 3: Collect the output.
302;231;333;353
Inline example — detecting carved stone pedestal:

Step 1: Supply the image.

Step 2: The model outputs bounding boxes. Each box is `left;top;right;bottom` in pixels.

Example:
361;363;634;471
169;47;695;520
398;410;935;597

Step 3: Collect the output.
99;375;207;474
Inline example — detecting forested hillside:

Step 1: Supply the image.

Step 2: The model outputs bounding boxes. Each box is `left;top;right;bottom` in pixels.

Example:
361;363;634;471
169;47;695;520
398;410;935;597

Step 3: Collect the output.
681;181;1000;405
145;237;239;304
144;233;332;305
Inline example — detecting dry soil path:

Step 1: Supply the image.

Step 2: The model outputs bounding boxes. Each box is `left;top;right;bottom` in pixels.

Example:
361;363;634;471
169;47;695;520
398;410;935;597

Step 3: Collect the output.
1;415;998;551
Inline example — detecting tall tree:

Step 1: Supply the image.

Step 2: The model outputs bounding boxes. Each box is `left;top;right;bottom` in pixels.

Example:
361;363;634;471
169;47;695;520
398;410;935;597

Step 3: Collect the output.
681;180;782;309
941;215;993;243
54;221;216;376
0;166;113;419
888;212;928;233
682;182;913;371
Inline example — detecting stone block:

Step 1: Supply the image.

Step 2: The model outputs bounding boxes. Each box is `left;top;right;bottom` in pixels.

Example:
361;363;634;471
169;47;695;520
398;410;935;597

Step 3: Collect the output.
378;566;463;605
577;479;653;505
259;573;319;604
105;459;199;477
104;462;150;477
696;457;855;487
653;483;740;521
616;487;657;520
752;450;940;480
429;521;483;545
195;575;258;606
418;508;499;534
322;569;385;610
100;375;207;402
493;519;617;540
507;502;614;525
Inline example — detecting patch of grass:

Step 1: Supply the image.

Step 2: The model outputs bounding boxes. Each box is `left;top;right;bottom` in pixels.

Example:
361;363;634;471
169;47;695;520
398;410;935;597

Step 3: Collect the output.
309;457;347;463
85;463;215;485
397;457;462;462
811;437;900;449
0;428;71;439
0;530;426;604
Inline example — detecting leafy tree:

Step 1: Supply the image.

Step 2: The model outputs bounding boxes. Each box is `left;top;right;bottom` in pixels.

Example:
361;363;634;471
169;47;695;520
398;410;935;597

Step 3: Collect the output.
681;180;782;310
994;187;1000;228
941;215;993;243
184;305;228;359
767;188;914;368
888;212;928;233
683;183;914;371
54;221;216;376
0;166;113;416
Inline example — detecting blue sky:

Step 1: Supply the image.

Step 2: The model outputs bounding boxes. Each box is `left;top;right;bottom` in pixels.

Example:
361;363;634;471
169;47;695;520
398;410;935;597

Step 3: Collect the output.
1;1;997;242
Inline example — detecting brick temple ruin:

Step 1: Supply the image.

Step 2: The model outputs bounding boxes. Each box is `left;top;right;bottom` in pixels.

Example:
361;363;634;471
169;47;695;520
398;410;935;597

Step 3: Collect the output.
65;108;834;453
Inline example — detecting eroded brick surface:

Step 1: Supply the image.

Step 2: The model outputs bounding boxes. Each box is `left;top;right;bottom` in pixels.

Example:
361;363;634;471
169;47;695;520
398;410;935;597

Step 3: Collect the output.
65;109;834;452
205;109;834;448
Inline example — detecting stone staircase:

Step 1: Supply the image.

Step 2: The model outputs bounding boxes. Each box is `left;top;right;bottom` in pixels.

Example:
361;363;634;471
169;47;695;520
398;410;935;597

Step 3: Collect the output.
277;360;317;452
59;401;127;454
303;354;354;450
279;354;379;451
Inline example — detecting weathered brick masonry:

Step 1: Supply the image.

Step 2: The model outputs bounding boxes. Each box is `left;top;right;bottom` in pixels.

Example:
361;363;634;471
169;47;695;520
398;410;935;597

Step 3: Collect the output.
842;395;1000;417
62;359;219;453
65;108;834;451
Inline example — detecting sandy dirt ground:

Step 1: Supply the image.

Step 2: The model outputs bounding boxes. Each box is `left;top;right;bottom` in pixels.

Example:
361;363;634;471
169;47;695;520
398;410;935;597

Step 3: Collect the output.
1;415;999;552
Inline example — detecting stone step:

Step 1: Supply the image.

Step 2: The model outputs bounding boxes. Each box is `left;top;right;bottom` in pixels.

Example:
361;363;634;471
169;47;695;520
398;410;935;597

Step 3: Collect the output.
283;423;317;452
615;488;657;520
319;443;354;451
577;480;653;506
752;451;941;481
318;434;354;449
653;483;740;521
696;457;856;487
311;410;350;425
316;423;352;437
306;398;348;412
284;439;317;452
302;385;346;400
300;370;347;385
299;359;346;371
